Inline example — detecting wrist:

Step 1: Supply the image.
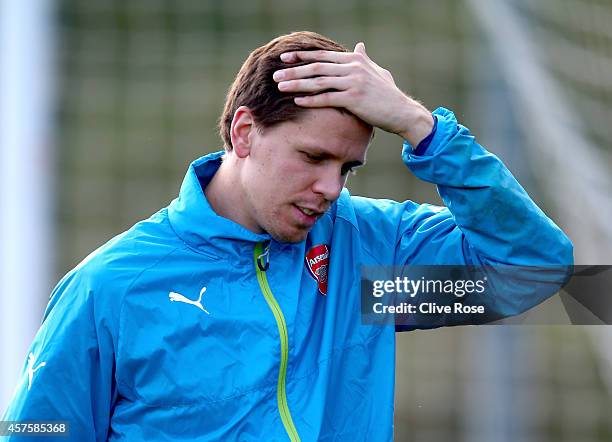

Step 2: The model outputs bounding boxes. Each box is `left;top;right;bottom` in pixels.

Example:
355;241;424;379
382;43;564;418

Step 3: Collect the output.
398;100;434;148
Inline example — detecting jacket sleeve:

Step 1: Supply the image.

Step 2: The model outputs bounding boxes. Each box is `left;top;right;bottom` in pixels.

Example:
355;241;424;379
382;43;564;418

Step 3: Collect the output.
1;266;119;441
353;107;574;327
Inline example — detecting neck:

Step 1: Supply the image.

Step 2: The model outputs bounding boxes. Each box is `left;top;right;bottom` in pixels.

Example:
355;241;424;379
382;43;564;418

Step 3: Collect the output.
204;154;261;233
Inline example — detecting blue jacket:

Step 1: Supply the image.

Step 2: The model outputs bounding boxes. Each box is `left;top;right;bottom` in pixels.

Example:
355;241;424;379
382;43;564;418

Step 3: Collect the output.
2;108;573;441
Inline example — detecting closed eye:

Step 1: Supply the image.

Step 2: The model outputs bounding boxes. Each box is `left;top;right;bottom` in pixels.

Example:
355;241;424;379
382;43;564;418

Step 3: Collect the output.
303;152;324;163
299;150;364;175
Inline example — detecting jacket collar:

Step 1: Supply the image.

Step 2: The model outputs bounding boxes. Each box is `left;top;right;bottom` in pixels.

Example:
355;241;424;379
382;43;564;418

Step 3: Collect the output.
167;151;271;258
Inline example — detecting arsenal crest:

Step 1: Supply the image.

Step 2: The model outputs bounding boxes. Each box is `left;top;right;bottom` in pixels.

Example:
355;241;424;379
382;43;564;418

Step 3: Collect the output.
305;244;329;296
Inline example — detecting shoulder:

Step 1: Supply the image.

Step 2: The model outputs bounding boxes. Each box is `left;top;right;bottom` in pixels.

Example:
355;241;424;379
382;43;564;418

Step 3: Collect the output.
326;188;455;263
334;188;450;233
50;209;184;310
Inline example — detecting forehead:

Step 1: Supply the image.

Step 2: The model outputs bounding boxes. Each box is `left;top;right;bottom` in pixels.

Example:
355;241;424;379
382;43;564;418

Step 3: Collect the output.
278;108;373;159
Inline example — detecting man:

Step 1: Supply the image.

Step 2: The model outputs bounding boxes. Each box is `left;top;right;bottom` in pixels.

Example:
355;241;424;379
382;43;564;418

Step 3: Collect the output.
3;31;572;441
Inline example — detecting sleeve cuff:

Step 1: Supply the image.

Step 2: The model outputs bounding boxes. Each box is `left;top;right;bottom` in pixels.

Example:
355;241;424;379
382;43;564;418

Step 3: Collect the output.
408;114;438;156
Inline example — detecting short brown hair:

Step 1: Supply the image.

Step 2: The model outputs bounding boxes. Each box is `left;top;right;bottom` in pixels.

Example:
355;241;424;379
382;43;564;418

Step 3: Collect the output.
219;31;349;151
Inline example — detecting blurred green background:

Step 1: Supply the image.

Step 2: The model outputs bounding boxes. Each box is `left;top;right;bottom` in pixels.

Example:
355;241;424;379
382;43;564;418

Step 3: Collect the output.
51;0;612;440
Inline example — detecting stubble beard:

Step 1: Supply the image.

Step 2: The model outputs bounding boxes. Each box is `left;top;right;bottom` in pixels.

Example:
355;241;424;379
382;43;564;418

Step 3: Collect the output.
260;206;309;244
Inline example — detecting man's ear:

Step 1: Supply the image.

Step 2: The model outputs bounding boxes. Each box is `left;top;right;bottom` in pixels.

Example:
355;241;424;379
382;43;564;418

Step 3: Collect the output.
230;106;256;159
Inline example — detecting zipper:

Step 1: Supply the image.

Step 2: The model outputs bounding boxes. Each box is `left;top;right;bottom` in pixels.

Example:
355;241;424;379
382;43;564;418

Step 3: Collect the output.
254;241;301;442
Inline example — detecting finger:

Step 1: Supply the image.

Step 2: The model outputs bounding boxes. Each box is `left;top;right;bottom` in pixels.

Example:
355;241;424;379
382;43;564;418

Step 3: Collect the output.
273;62;352;82
278;76;351;93
294;91;350;108
353;42;370;60
280;50;353;64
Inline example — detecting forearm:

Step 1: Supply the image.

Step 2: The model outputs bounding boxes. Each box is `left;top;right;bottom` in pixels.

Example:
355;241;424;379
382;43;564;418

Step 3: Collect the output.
396;96;435;148
403;107;573;266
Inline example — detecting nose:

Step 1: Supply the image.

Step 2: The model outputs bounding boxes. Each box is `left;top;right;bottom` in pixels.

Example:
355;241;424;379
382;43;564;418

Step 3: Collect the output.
311;166;345;202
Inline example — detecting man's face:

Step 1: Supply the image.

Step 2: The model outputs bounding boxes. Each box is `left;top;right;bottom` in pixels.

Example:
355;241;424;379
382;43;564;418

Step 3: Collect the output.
239;108;372;243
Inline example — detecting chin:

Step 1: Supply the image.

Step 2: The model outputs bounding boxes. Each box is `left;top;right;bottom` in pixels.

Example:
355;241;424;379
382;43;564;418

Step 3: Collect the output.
268;226;309;244
259;211;311;243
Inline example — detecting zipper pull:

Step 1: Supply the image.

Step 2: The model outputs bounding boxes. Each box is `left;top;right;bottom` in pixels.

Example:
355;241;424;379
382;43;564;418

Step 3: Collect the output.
256;241;271;271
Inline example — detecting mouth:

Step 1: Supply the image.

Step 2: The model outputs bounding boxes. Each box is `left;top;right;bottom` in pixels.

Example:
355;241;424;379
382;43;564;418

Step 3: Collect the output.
293;204;325;227
297;206;319;216
296;204;326;216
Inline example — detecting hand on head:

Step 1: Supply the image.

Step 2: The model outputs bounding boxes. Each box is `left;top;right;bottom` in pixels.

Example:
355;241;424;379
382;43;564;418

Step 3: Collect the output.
272;42;433;146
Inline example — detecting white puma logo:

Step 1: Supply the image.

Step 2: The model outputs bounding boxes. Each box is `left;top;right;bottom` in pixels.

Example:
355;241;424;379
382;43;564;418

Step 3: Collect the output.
169;287;210;314
27;352;46;391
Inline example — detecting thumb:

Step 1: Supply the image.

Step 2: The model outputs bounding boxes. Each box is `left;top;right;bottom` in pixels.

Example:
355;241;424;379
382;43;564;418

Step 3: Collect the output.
354;42;368;57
